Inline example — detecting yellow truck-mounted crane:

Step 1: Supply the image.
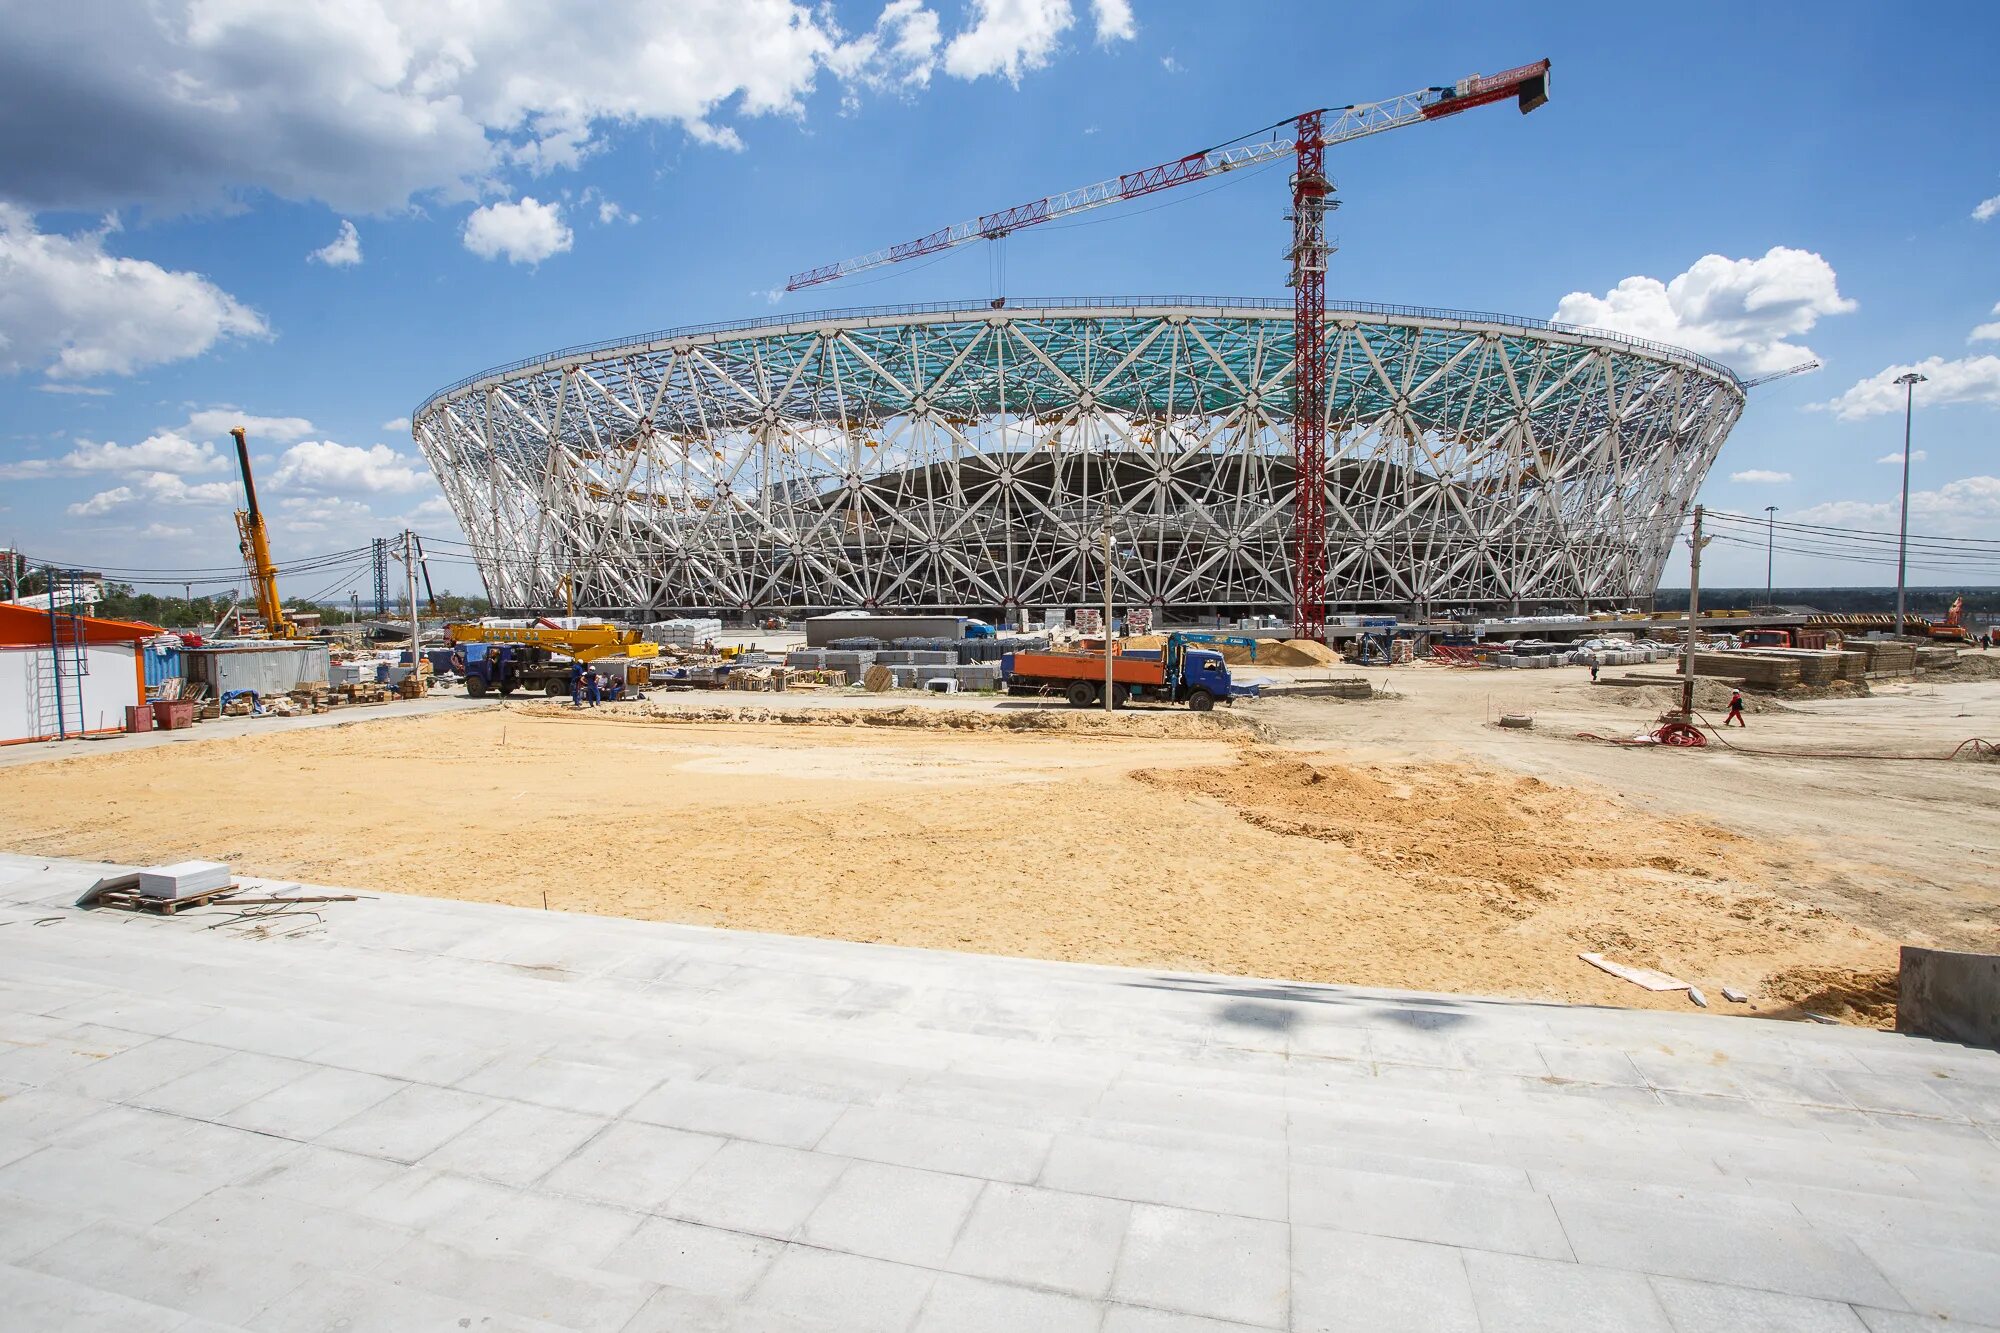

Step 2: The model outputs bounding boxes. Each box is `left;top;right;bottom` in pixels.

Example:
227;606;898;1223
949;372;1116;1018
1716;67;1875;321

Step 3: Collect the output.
444;621;659;697
229;426;302;640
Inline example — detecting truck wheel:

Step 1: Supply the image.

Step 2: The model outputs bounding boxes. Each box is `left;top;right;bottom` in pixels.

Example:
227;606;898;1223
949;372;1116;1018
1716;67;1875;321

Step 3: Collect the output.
1064;680;1097;708
466;676;488;698
1186;688;1215;712
544;680;566;696
498;683;516;697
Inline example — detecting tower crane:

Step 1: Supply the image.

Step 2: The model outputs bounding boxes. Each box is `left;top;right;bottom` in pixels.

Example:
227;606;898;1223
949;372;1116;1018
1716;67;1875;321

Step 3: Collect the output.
784;61;1552;638
1737;359;1820;390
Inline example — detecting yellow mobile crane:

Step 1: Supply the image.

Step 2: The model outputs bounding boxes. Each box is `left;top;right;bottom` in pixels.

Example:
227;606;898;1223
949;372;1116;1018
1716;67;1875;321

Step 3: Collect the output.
228;426;302;639
444;621;659;697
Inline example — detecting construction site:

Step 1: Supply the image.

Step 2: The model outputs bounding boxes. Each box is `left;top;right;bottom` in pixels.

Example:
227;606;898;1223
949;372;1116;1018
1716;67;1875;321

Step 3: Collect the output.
5;48;1999;1333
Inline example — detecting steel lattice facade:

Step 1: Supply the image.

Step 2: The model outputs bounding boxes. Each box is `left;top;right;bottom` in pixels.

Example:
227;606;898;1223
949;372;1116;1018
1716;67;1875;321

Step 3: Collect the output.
412;299;1745;619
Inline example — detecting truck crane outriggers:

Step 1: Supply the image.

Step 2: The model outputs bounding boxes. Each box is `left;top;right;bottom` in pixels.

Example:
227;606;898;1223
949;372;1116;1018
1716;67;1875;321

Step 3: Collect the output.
228;426;303;640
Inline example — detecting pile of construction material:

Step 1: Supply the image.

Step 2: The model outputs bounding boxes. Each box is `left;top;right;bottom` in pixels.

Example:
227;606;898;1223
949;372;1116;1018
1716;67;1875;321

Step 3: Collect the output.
643;618;724;649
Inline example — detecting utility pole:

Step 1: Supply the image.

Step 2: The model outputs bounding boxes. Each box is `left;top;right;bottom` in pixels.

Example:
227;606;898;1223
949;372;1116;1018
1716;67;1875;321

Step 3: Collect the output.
1893;371;1926;636
1103;525;1115;713
1763;506;1777;607
1681;505;1707;720
403;529;421;672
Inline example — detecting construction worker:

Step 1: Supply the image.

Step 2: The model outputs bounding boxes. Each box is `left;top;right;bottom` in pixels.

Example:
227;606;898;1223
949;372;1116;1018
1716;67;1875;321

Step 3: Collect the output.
569;659;586;709
1725;688;1747;727
1589;660;1600;683
586;667;604;708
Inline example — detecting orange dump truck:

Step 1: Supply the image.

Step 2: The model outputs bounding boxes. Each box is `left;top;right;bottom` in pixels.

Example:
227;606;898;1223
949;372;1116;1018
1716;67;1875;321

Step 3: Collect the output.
1001;633;1233;710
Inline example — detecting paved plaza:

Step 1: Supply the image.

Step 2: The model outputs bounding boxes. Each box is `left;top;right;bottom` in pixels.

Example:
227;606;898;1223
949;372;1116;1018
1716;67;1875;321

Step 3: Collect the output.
1;851;1996;1331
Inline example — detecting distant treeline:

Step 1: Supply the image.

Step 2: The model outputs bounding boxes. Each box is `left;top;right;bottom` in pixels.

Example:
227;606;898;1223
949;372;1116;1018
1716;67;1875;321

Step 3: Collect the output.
1653;587;2000;615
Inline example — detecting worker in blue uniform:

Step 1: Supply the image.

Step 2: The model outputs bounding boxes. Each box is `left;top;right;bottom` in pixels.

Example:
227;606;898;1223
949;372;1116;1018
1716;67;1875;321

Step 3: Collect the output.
586;667;604;708
569;659;587;708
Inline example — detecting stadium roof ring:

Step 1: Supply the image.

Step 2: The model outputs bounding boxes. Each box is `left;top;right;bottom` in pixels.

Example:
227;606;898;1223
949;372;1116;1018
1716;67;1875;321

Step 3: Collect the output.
413;297;1745;618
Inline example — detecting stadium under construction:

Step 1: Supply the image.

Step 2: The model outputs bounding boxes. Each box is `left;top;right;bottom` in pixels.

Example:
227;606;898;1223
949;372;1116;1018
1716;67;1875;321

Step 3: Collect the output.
411;297;1748;622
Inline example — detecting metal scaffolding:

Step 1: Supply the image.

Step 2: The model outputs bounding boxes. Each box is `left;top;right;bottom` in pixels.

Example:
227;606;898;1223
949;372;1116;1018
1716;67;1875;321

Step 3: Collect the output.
412;298;1746;619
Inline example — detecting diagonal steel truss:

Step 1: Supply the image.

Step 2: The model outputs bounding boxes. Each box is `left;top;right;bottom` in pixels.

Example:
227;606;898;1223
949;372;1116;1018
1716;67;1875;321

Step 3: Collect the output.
412;299;1745;619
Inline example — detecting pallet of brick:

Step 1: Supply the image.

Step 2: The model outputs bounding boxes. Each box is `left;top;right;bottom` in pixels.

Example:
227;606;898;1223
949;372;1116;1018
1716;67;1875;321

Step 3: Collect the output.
785;650;829;669
1691;652;1801;690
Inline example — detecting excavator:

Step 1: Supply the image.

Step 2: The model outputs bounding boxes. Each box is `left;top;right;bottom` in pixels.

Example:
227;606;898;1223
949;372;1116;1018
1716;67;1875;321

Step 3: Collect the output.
1919;597;1971;643
228;426;303;639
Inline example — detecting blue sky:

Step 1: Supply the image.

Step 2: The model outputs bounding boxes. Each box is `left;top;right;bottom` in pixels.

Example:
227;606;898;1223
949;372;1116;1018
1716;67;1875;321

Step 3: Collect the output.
2;0;1997;598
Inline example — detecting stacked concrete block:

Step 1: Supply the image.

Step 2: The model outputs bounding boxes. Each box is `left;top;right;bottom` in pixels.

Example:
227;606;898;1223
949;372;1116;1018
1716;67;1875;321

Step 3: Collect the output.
819;650;876;676
874;649;955;666
785;650;829;669
643;617;723;648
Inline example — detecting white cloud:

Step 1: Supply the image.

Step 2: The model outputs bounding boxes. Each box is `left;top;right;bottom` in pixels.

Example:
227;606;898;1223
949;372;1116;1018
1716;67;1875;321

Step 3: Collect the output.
595;199;639;225
1160;55;1183;74
135;471;238;505
63;470;237;517
181;408;315;443
382;417;412;434
1;1;1111;217
0;429;230;479
37;383;110;396
308;219;362;267
271;440;429;494
1819;355;2000;420
1971;301;2000;343
1092;0;1137;43
945;0;1077;83
140;523;193;540
1551;246;1854;376
1877;451;1928;465
0;204;268;380
1975;191;2000;223
1790;476;2000;534
66;487;133;517
462;197;572;265
1729;470;1792;483
276;495;379;533
828;0;944;92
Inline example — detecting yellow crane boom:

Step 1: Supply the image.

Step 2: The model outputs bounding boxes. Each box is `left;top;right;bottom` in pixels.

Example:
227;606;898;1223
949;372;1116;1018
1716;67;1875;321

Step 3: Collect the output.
229;426;300;640
444;622;659;662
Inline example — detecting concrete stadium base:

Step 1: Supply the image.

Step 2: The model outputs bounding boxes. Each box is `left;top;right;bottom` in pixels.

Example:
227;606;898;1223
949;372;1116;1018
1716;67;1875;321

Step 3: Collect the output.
1;851;1997;1330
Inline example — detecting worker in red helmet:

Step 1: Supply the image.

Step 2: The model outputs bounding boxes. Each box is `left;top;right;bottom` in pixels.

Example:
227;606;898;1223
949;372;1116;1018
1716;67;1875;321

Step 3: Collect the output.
1725;689;1747;727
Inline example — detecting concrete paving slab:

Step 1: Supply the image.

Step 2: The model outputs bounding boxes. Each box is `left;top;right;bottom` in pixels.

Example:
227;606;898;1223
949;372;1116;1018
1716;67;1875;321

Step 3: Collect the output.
1111;1203;1291;1328
1649;1274;1871;1332
750;1244;937;1333
911;1272;1102;1332
1464;1250;1675;1332
596;1215;781;1299
3;850;1999;1329
799;1160;985;1268
660;1139;849;1238
1290;1228;1480;1333
945;1181;1131;1297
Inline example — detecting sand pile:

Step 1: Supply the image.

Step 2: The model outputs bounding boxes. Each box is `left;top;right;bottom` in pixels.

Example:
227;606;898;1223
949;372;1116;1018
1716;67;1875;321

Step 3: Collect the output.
1924;650;2000;680
521;699;1265;739
1133;746;1895;1020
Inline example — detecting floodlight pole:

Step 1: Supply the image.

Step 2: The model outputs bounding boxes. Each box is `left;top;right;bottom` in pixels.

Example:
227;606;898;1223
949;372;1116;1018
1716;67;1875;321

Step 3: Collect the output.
1892;372;1926;636
1681;505;1706;721
1763;506;1777;606
1103;525;1115;713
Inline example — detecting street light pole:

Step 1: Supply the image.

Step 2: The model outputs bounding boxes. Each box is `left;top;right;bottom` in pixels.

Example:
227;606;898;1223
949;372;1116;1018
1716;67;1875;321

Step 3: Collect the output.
1893;371;1927;636
1763;506;1777;607
1102;525;1115;714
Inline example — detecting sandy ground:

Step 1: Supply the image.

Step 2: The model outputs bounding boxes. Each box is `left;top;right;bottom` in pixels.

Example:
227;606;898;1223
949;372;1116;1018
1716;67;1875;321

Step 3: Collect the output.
8;656;1992;1026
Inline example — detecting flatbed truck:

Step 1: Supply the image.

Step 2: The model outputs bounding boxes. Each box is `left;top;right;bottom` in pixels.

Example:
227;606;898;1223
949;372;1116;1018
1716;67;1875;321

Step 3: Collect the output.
1001;633;1233;710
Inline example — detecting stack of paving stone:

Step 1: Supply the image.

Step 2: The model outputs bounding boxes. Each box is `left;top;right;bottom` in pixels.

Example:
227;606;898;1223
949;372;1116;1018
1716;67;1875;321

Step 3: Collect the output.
1855;639;1920;676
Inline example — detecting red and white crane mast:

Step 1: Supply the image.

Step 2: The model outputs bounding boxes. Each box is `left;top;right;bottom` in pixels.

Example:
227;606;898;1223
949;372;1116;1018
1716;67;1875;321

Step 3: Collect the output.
784;61;1551;639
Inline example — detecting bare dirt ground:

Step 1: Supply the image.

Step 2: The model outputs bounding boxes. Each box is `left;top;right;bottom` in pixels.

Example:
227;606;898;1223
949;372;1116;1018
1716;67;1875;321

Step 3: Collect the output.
7;659;1993;1026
